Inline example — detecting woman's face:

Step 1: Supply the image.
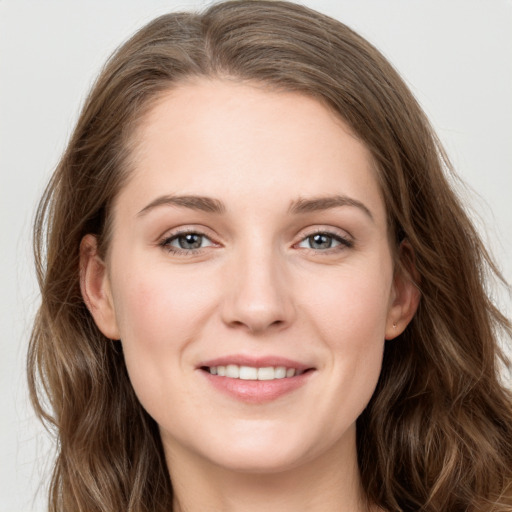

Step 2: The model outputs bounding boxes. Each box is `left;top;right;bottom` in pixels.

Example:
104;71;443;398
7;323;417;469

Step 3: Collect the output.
84;80;413;475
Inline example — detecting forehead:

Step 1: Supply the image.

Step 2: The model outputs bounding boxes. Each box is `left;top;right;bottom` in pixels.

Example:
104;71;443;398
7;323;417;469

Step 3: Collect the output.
116;79;386;223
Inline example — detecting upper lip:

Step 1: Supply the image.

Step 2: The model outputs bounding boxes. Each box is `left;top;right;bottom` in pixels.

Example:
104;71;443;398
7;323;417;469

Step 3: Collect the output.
198;354;313;372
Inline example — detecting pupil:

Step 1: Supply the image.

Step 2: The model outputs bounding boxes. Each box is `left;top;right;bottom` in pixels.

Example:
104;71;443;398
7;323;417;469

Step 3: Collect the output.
310;233;332;249
179;233;202;249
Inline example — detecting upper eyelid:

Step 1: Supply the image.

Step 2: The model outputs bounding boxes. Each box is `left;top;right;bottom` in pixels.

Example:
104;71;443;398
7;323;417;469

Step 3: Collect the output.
159;225;218;242
294;225;353;241
164;231;213;243
295;232;353;249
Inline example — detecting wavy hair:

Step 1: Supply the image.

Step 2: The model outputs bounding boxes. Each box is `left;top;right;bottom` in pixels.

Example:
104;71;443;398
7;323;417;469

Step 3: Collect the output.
28;1;512;510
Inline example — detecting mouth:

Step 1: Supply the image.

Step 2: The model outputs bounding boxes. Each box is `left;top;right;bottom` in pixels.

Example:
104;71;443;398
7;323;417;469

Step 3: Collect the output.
198;357;315;403
200;364;309;380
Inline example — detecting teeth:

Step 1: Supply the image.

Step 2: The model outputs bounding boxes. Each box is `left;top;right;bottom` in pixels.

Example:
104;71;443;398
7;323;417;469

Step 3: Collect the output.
274;366;287;379
257;367;275;380
207;364;301;380
239;366;258;380
225;364;239;378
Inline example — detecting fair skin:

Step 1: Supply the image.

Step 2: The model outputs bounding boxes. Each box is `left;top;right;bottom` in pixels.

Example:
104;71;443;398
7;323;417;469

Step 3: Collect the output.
81;80;419;512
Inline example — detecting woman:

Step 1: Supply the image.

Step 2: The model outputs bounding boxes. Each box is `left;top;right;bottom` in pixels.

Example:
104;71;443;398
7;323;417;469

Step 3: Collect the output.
28;1;512;511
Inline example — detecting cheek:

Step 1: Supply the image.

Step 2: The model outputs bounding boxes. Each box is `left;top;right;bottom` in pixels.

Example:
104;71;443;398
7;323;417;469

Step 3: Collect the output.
305;260;393;343
321;279;389;386
301;261;392;415
111;259;217;347
108;259;220;405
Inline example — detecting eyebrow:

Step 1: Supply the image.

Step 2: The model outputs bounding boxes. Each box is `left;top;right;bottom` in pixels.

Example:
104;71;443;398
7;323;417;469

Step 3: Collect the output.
137;195;226;216
288;195;374;221
137;193;373;221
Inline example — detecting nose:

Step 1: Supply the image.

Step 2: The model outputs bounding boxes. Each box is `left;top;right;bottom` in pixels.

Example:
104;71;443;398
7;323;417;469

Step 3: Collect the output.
220;246;296;335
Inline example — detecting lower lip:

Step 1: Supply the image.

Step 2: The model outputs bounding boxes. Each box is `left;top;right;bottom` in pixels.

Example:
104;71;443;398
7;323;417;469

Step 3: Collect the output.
200;370;314;404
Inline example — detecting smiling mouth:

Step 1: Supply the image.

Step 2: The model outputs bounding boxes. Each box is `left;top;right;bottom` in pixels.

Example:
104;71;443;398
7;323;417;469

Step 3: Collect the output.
201;365;311;380
199;361;315;403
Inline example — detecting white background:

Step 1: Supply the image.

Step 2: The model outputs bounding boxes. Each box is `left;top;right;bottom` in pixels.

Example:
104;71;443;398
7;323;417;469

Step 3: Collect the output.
1;1;511;510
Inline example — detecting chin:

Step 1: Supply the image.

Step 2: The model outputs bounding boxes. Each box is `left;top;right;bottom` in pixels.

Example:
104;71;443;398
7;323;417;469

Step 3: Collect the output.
207;443;312;475
189;420;343;476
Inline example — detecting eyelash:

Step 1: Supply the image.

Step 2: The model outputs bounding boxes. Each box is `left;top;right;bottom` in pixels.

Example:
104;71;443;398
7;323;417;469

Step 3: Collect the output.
158;228;353;256
159;229;216;256
296;229;354;252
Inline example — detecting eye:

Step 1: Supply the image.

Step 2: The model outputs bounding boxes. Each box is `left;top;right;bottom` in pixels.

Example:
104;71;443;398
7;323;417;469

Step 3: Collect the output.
297;232;352;251
160;231;215;253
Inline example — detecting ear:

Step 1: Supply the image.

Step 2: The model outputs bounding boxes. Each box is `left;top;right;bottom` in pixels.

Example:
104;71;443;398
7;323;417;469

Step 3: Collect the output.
80;234;120;340
385;240;421;340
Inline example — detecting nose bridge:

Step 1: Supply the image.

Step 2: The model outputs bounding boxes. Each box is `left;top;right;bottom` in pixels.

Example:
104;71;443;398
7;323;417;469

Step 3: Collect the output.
222;235;294;333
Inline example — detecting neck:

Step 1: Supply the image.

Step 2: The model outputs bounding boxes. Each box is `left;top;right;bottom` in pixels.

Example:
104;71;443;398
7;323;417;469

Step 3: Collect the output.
165;428;371;512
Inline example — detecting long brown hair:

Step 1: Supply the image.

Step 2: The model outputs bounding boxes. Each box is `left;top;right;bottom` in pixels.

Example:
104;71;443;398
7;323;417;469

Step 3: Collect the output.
29;1;512;510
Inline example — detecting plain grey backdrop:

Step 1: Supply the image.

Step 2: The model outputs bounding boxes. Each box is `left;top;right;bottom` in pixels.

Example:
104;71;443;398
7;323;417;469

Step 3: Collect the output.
1;1;511;510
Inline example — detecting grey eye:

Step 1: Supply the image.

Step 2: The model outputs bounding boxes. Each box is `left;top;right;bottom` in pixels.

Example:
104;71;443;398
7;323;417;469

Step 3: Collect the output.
177;233;203;249
299;233;339;250
168;233;213;250
308;233;333;249
297;232;352;251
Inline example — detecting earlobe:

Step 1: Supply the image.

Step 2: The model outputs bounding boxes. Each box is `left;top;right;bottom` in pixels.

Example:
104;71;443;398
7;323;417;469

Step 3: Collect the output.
80;234;120;340
385;240;421;340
